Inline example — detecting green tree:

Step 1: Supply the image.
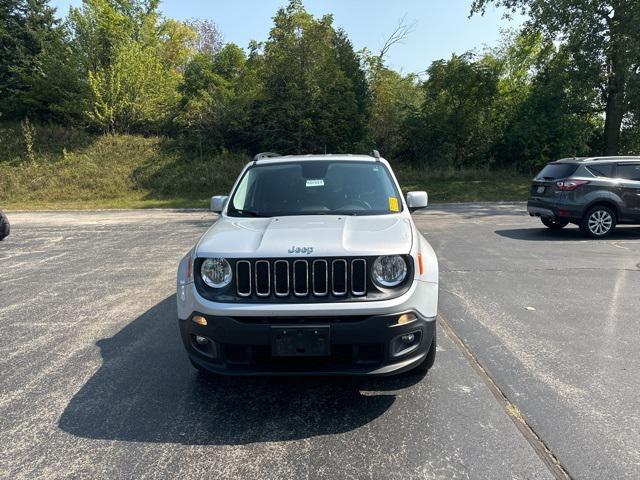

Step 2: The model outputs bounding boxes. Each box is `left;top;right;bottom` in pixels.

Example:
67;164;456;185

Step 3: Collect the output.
87;40;181;133
495;46;600;169
69;0;194;132
405;53;502;169
176;43;256;153
212;43;246;81
252;0;369;154
471;0;640;155
333;29;370;149
368;68;422;159
0;0;63;119
14;24;88;122
359;17;419;159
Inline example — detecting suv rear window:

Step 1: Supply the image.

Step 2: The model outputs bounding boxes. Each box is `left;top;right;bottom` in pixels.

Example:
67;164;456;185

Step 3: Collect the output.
616;164;640;181
535;163;578;180
586;163;614;177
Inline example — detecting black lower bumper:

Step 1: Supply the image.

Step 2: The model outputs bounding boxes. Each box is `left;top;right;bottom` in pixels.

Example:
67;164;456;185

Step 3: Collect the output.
179;312;436;376
527;200;582;221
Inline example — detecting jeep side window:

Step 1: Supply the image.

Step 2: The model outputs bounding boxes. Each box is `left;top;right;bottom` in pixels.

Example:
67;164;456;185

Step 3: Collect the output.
616;164;640;181
586;164;614;178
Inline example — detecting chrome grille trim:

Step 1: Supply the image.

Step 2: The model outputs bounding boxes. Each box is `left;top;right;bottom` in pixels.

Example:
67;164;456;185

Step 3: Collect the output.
273;260;290;297
312;259;329;296
234;257;369;298
254;260;271;297
351;259;367;296
293;260;309;297
236;260;252;297
331;259;348;296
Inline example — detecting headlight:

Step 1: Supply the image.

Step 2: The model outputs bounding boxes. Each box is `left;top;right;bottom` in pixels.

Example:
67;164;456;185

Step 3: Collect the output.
372;255;407;287
200;258;232;288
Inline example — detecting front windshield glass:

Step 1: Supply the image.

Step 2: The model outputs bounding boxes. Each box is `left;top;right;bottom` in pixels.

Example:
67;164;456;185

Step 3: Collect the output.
228;161;403;217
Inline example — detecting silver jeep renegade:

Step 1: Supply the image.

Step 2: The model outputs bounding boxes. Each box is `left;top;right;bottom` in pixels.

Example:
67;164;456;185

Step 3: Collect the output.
177;152;438;375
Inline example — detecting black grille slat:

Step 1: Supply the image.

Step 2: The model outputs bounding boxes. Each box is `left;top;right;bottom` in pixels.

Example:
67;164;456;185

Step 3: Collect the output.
312;260;328;296
274;260;289;297
293;260;309;296
331;259;347;296
255;260;270;297
351;259;367;296
234;257;367;299
236;261;251;297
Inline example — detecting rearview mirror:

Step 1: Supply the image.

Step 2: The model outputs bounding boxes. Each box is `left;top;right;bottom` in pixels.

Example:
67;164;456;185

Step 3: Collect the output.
406;191;428;212
210;195;228;213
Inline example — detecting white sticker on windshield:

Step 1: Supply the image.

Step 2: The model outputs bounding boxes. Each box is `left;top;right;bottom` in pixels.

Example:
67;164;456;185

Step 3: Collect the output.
306;179;324;187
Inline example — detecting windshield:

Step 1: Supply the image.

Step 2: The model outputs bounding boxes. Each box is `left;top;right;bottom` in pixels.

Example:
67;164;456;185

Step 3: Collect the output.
228;161;403;217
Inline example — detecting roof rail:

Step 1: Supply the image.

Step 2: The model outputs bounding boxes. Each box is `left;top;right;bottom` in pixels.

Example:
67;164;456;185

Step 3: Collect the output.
253;152;281;162
369;150;380;160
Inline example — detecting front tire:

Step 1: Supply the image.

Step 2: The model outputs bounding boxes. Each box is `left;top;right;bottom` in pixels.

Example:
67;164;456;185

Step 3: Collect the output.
541;217;569;229
580;206;616;238
0;212;9;241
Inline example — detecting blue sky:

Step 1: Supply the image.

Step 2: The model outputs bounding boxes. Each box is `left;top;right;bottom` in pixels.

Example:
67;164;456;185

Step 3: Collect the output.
50;0;522;74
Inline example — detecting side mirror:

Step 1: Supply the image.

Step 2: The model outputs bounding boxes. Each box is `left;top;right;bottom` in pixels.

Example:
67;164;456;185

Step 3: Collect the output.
210;195;228;213
406;191;428;212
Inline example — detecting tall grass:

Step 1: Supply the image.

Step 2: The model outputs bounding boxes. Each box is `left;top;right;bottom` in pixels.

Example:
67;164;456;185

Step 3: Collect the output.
393;163;532;203
0;123;249;209
0;122;532;209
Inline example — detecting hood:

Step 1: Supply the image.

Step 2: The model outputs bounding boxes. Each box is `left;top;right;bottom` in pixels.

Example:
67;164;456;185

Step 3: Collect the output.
196;214;413;258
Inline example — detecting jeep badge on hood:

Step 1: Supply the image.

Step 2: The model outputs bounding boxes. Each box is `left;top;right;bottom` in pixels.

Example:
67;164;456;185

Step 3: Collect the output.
288;246;314;255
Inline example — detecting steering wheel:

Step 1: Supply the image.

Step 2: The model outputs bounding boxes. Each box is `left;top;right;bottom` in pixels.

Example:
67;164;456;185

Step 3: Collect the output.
339;199;372;210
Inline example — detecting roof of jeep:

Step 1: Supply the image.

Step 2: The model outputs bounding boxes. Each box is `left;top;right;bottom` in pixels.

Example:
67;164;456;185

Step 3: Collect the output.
254;154;387;165
553;156;640;164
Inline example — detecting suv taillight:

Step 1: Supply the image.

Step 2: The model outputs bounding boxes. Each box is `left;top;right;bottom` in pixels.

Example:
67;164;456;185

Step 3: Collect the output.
556;179;590;191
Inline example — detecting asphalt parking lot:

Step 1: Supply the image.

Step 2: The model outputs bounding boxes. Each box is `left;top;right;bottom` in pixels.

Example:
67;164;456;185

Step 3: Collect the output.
1;204;638;479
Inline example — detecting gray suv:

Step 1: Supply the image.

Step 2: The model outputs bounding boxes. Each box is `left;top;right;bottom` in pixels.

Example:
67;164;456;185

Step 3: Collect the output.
527;157;640;238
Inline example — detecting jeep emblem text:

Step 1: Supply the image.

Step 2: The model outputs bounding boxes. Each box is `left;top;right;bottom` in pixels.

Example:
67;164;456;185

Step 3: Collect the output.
288;246;314;255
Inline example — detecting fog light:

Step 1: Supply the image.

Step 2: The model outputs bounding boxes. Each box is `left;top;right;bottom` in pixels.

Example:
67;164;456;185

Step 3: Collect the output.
195;335;209;346
192;315;207;326
397;313;417;325
401;333;415;344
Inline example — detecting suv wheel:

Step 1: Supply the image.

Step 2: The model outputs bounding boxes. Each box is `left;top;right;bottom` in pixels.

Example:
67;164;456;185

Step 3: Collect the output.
580;206;616;238
541;217;569;229
0;213;9;241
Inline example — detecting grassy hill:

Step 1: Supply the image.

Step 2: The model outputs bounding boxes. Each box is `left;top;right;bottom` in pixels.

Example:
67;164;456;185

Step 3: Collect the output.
0;123;531;210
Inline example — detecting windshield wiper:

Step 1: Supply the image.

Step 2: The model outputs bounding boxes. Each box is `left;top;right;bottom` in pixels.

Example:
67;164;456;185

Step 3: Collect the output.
228;209;271;218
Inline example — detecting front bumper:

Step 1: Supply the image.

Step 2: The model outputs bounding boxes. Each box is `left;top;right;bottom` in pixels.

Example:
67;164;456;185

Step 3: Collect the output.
179;311;436;376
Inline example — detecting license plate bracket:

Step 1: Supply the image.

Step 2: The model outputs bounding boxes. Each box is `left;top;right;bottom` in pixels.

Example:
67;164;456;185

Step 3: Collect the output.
271;326;330;357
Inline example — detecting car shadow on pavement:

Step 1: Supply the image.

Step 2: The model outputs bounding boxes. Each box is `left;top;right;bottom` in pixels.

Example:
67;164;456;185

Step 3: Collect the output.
59;295;423;446
495;226;640;241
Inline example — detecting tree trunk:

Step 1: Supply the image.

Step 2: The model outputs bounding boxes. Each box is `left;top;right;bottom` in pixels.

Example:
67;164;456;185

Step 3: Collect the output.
604;18;626;156
604;73;624;156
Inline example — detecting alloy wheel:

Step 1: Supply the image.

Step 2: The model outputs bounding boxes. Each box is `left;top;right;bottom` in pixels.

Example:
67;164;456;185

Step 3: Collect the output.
588;210;613;236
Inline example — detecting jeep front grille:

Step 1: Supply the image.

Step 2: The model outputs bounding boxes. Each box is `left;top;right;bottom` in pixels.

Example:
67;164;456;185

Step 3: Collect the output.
235;258;367;299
